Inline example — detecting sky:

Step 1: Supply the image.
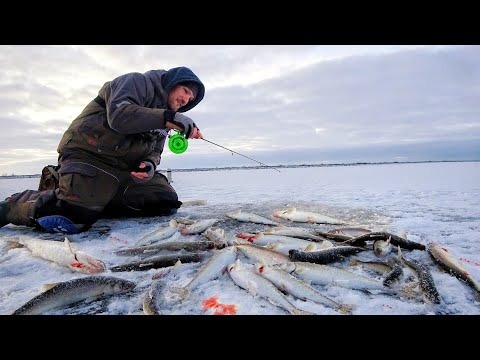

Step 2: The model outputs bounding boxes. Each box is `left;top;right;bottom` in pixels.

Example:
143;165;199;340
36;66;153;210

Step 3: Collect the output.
0;162;479;315
0;45;479;175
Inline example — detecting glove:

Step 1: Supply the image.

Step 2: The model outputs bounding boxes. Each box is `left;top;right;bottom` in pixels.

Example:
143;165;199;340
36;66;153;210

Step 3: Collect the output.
131;160;156;183
171;113;197;139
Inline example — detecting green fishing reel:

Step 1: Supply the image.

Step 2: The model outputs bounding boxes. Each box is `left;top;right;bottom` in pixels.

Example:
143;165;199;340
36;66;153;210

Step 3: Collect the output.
168;131;189;154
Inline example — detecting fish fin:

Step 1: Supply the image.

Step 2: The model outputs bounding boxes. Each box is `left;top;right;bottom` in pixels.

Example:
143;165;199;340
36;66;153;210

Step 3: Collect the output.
287;208;296;214
173;259;183;268
304;244;317;252
396;245;404;262
64;236;75;254
41;283;59;292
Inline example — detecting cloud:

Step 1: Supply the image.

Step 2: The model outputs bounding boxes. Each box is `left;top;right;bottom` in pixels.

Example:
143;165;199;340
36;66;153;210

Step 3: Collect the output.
0;45;479;174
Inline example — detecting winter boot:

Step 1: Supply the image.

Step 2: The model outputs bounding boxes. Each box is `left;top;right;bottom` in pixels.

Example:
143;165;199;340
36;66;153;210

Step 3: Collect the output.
1;190;87;234
1;190;56;228
0;192;39;228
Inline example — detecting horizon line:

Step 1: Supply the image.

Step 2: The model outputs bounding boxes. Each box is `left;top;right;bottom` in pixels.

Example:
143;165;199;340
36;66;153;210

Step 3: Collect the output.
1;159;478;178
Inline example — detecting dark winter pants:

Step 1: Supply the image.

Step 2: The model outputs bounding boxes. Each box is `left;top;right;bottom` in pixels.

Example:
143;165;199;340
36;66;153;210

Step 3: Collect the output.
3;161;181;230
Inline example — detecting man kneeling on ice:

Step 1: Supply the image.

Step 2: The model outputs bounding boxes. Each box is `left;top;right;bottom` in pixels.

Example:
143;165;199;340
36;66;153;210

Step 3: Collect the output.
0;66;205;234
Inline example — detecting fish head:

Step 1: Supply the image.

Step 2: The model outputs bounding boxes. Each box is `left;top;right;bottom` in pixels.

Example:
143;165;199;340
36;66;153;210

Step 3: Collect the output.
373;239;392;257
272;211;284;219
235;232;256;242
272;208;296;219
69;251;106;273
204;226;225;240
427;242;444;253
110;278;137;293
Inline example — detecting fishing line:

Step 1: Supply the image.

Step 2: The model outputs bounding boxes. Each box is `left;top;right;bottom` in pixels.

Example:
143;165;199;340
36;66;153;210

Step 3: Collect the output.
167;131;281;172
201;138;281;172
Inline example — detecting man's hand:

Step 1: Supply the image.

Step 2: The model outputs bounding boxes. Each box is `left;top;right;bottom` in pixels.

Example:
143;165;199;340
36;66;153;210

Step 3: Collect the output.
171;113;198;139
190;128;203;139
130;160;156;183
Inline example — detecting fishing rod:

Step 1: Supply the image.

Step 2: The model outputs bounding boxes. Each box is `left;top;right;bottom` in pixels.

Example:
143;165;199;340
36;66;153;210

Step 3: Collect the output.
168;131;281;172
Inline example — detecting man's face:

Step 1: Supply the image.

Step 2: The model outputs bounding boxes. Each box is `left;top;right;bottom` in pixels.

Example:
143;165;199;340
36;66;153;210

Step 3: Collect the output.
167;84;195;111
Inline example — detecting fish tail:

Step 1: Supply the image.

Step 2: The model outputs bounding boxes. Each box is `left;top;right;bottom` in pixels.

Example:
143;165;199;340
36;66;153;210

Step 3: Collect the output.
400;282;420;299
338;304;354;315
291;308;314;315
5;239;24;250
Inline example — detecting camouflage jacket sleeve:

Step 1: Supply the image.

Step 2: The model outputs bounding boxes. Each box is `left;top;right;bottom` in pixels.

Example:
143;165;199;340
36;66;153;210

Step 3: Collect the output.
105;72;172;134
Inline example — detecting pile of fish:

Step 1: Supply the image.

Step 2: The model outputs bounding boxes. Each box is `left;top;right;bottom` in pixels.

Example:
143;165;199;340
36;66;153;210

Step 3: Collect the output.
4;207;480;315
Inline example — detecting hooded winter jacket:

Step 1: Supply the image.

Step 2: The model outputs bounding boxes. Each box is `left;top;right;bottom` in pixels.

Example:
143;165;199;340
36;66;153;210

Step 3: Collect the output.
57;67;205;170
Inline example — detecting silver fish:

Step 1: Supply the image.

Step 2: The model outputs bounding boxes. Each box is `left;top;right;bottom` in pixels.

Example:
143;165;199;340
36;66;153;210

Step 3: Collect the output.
263;226;329;242
373;236;392;257
110;252;206;272
11;236;105;274
133;219;179;247
143;280;165;315
235;243;292;265
227;259;311;315
237;232;331;249
172;246;238;299
326;227;372;238
265;240;332;256
114;240;221;256
225;210;278;225
276;262;394;293
255;263;353;314
180;219;220;235
12;276;135;315
272;208;346;225
428;243;480;296
349;258;393;274
397;246;441;304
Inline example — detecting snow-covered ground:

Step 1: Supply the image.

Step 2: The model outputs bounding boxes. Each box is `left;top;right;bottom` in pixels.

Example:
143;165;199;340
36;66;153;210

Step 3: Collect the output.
0;161;479;315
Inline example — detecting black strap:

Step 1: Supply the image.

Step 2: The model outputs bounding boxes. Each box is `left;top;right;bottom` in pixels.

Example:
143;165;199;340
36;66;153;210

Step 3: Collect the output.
94;95;106;108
